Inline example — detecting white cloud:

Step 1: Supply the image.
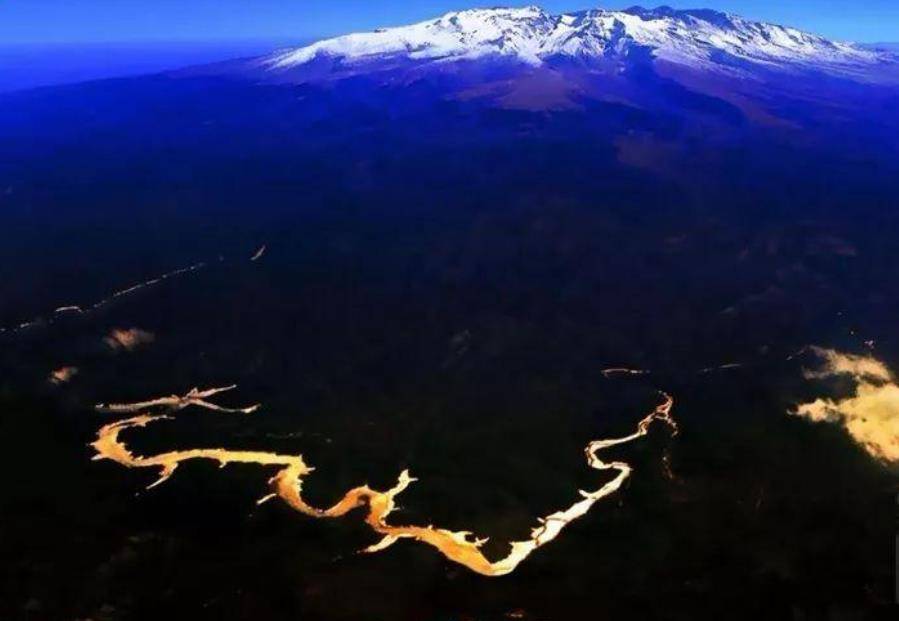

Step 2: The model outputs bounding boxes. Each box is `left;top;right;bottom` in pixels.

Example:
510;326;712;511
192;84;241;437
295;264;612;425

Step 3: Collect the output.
793;347;899;463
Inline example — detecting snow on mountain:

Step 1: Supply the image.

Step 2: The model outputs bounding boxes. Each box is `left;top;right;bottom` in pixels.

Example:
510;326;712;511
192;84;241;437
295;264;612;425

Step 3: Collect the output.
265;5;889;77
270;7;554;67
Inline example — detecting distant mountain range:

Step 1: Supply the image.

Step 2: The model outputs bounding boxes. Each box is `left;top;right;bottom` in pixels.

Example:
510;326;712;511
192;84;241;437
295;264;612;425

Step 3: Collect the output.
257;5;896;83
167;3;897;130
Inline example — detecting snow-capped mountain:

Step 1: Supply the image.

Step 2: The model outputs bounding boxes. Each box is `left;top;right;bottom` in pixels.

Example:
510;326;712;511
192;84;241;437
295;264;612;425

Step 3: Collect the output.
265;5;891;77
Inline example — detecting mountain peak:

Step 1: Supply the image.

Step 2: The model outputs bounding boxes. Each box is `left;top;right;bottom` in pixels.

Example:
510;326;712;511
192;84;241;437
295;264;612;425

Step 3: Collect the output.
265;5;890;78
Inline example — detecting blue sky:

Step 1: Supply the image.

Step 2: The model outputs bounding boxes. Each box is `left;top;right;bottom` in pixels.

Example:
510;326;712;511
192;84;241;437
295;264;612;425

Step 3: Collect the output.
2;1;897;45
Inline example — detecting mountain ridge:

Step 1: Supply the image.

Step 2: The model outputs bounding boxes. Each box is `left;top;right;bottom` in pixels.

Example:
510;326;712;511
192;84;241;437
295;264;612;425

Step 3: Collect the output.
263;4;893;80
